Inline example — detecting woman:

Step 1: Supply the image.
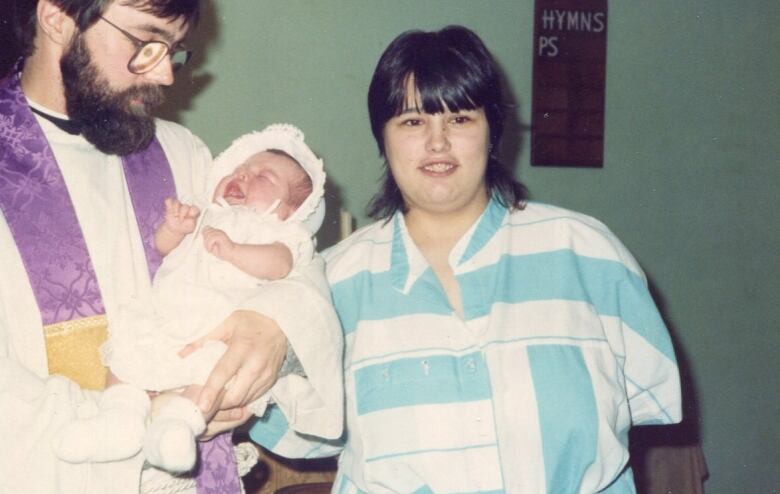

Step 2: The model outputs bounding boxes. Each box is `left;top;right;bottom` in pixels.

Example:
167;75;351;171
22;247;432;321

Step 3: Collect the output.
251;25;681;493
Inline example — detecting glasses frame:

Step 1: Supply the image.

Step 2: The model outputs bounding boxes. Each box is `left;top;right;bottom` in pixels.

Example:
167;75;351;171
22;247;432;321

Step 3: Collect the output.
98;16;192;75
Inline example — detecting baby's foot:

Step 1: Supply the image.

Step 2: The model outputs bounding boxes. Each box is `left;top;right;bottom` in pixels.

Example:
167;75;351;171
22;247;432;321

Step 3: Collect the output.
143;396;205;473
54;408;146;462
53;384;150;463
144;417;197;472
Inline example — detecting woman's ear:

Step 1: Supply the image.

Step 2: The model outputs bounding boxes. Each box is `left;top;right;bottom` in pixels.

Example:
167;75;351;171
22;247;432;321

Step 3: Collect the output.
36;0;77;47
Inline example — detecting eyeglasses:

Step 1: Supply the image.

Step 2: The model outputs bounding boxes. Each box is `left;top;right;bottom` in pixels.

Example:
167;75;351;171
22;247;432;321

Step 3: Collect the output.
99;16;192;75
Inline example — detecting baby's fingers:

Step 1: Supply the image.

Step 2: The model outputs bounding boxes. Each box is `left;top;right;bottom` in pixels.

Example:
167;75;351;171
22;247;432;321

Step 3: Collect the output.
182;204;201;219
202;227;214;243
202;229;220;254
164;197;180;216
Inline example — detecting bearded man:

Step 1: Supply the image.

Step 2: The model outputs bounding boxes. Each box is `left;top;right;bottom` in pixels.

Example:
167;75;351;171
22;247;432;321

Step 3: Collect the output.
0;1;342;493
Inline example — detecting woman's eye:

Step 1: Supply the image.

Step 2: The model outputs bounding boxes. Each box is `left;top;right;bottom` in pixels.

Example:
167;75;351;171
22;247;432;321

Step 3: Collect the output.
402;118;422;127
451;115;471;124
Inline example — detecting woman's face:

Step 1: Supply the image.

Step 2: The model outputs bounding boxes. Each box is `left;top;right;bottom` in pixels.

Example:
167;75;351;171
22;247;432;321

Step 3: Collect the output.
383;84;491;219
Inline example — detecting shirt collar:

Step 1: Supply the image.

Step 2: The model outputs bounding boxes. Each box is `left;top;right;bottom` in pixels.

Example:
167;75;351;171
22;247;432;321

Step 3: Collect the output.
457;197;508;264
389;197;508;294
28;105;81;135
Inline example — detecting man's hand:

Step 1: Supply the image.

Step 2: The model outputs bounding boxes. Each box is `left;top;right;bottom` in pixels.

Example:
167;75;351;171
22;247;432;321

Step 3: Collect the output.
201;407;253;441
180;310;288;422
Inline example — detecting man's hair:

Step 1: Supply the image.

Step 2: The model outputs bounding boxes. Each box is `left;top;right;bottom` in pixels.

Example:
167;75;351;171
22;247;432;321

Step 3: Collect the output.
366;25;526;221
13;0;201;59
266;149;313;211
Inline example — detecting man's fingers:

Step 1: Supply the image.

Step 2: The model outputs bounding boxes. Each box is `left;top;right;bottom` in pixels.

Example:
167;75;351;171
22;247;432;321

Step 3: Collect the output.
243;375;272;408
214;339;260;409
213;407;247;423
199;406;252;441
197;353;240;415
177;339;203;358
191;386;225;423
221;359;271;409
221;376;251;409
196;310;287;417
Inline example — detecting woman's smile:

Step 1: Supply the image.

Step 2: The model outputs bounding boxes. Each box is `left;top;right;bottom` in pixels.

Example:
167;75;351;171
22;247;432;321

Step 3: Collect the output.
420;160;457;175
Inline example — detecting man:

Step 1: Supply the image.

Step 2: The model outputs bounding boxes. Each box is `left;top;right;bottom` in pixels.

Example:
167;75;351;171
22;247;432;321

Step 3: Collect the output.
0;1;342;492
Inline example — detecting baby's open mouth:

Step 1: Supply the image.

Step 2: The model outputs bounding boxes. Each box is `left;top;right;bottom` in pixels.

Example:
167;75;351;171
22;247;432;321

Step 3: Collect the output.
224;182;244;200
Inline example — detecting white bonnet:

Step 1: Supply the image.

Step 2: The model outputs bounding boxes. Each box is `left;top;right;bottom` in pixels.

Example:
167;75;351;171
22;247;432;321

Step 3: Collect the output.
208;124;326;234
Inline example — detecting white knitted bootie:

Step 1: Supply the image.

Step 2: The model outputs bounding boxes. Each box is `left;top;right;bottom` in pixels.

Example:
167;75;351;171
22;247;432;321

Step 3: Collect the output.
53;383;150;463
143;395;206;473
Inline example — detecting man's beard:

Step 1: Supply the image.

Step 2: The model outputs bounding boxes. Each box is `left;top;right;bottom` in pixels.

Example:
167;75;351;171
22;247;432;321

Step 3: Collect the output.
60;35;165;156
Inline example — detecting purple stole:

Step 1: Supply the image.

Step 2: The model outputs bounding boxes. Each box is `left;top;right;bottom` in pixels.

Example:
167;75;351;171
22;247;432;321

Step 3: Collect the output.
0;70;240;493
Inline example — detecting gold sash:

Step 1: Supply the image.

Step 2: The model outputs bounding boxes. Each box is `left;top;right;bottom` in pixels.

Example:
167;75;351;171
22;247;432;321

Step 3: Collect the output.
44;315;108;390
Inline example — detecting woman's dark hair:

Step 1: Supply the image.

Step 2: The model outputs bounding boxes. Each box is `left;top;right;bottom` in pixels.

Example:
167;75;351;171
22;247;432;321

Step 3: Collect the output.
13;0;201;59
366;25;526;221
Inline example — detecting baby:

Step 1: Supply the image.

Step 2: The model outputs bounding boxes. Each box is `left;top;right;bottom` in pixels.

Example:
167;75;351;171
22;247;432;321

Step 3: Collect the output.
53;124;326;473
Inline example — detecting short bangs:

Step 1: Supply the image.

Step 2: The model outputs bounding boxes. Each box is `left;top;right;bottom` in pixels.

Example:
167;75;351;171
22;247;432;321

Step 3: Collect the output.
368;26;503;156
394;52;485;115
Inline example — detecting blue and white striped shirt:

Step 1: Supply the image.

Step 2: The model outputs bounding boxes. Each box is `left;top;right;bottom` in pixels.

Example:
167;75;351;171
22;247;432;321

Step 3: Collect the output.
251;199;681;493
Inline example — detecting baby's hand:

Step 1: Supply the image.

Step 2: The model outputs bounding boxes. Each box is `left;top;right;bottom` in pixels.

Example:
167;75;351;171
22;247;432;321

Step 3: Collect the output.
203;226;235;261
164;198;200;235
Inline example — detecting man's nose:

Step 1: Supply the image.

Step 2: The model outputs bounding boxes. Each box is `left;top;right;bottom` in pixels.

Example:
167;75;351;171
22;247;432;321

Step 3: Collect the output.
142;56;175;86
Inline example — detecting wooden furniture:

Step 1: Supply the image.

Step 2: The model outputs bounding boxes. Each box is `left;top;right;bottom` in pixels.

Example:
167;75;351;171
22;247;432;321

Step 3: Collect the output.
273;482;333;494
243;447;336;494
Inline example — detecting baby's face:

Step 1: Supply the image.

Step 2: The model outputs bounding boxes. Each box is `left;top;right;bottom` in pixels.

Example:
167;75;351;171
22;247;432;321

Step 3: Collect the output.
214;151;306;220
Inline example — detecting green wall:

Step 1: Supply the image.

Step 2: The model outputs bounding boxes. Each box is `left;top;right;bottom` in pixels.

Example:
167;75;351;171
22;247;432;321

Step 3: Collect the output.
168;2;780;492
